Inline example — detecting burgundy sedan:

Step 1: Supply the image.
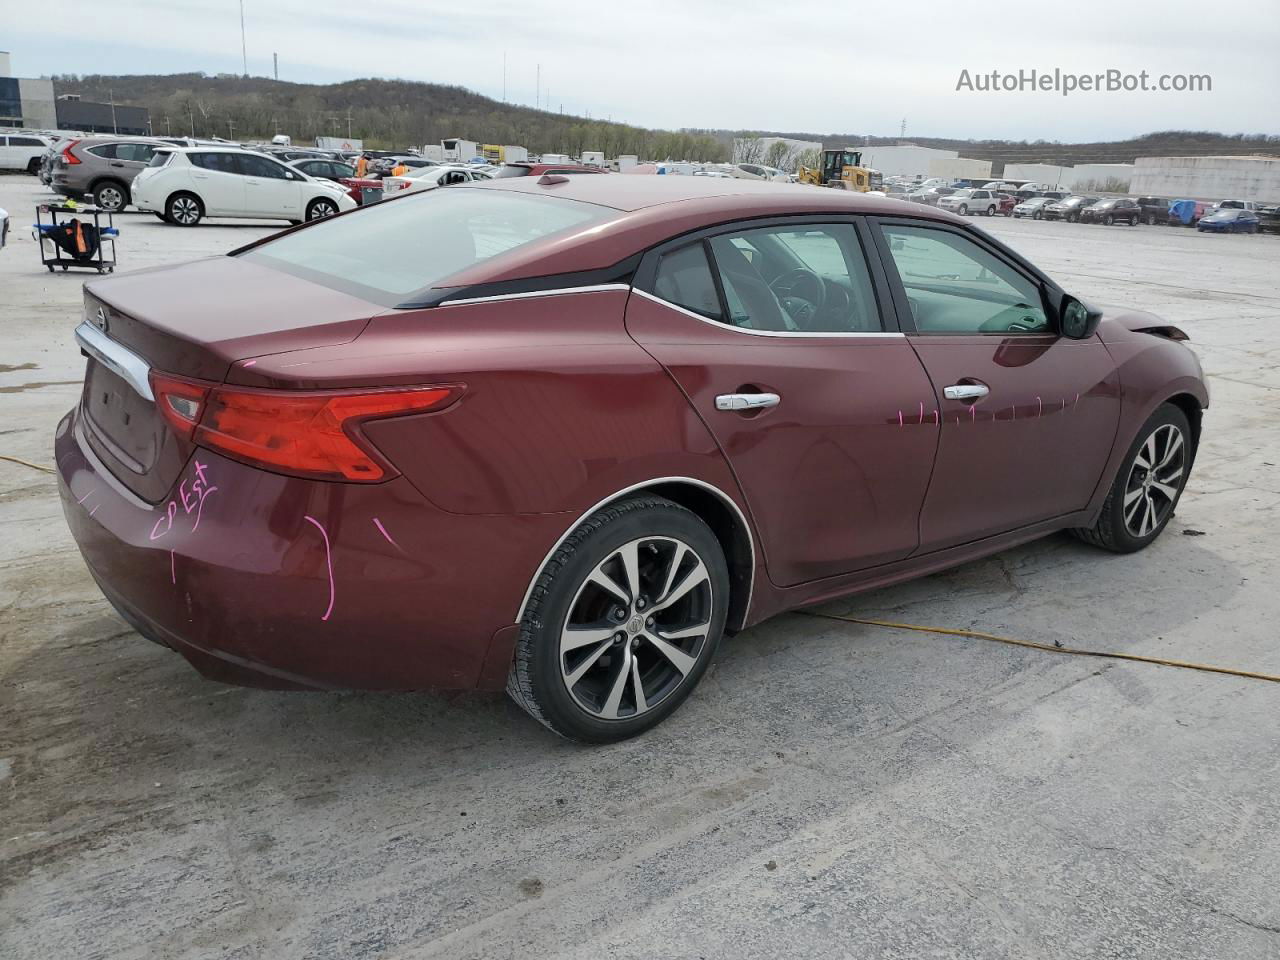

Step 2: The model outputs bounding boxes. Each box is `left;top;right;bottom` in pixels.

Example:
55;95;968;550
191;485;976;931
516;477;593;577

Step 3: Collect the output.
57;176;1207;741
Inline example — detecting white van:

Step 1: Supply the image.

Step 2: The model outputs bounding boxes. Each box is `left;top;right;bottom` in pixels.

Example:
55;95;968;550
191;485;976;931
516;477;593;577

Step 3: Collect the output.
1;133;54;174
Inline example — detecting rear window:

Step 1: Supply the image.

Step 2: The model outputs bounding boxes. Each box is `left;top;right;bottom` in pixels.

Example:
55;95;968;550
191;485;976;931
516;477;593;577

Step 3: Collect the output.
148;151;173;168
237;188;613;306
495;165;533;178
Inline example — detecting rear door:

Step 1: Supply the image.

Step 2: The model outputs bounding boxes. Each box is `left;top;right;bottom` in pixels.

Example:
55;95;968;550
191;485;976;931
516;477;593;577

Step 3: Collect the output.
626;218;939;586
871;218;1121;551
237;153;302;218
189;152;246;215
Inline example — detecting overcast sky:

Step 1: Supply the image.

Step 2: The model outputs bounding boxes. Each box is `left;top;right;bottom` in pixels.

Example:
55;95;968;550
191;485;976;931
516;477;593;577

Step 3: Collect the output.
7;0;1278;140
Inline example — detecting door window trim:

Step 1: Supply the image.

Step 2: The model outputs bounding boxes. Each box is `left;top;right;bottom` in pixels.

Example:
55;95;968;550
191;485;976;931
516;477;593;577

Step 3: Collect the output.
866;215;1065;338
634;214;905;339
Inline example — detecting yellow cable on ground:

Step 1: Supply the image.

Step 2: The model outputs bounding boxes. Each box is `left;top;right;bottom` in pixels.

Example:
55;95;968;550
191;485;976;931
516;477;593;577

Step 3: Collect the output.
797;611;1280;685
0;454;56;475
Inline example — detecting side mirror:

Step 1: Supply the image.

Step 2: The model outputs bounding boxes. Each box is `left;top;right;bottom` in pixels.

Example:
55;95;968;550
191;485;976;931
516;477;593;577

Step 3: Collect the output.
1059;296;1103;339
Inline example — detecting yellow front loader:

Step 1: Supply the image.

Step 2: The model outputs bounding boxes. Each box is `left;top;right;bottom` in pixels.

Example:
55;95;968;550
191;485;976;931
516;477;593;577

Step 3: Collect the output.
797;148;883;192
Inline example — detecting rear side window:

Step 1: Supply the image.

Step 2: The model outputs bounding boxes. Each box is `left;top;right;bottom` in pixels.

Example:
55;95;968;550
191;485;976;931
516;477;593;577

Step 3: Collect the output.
191;152;241;174
115;143;156;163
654;244;722;320
10;136;44;146
238;188;613;306
148;151;173;168
87;143;117;159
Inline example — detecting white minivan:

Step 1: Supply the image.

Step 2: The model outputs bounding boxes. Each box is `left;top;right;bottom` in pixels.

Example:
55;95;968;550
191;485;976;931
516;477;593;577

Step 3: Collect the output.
131;147;356;226
0;133;54;174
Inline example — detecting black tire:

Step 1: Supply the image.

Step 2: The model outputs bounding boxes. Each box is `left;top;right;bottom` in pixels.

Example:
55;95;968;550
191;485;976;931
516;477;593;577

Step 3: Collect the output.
1146;213;1156;225
166;192;203;226
91;180;129;212
26;157;41;175
1071;403;1193;553
305;198;339;220
1129;216;1138;226
154;213;168;222
1069;213;1079;223
1104;214;1114;226
508;495;729;742
1033;210;1043;220
986;205;996;217
957;203;968;215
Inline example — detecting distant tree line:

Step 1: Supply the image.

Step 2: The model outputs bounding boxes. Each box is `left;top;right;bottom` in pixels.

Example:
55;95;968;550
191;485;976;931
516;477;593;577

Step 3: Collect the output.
50;73;727;161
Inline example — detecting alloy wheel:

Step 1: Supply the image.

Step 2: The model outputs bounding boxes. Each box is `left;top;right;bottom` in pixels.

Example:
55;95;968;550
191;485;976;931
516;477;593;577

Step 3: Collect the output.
308;200;338;220
171;197;200;225
1123;424;1186;538
96;185;125;211
558;536;713;721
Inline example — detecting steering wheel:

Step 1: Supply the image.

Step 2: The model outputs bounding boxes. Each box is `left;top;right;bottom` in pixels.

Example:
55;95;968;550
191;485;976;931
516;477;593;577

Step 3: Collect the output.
769;267;826;326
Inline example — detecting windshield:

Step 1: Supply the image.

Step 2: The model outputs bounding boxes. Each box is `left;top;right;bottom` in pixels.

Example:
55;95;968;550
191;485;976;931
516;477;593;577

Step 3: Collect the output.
238;188;613;306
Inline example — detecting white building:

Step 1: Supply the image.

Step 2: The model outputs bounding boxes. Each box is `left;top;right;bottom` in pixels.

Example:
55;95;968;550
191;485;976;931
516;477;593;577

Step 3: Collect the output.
1066;163;1135;191
928;157;992;180
1002;163;1071;187
1128;156;1280;202
860;144;958;178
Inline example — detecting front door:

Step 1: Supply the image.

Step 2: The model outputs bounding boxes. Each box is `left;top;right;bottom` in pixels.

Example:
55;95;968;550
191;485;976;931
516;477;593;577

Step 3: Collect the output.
872;219;1122;552
238;153;302;218
627;219;939;587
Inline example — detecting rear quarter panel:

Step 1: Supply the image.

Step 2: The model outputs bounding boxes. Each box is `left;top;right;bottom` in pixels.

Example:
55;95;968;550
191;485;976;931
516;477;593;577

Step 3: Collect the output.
229;289;744;518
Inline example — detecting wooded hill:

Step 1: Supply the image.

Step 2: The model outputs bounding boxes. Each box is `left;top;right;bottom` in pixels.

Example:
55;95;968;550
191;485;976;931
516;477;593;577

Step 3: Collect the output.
52;73;1278;170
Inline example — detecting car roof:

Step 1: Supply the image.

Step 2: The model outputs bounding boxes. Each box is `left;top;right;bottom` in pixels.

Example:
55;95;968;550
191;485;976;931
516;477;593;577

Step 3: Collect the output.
428;176;965;290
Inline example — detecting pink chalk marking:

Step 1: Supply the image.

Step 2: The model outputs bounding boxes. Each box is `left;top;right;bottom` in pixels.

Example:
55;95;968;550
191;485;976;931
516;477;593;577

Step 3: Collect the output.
191;485;218;533
76;487;95;505
170;549;176;585
150;500;178;541
917;401;924;425
970;405;976;422
898;410;903;428
372;517;400;549
1061;398;1067;412
1036;396;1043;418
933;409;939;425
88;504;99;517
1074;392;1080;408
193;460;210;487
304;515;335;622
242;360;257;368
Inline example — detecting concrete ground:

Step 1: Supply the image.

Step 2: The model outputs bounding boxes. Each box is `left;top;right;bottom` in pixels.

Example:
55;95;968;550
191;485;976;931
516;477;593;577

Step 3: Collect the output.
2;172;1279;959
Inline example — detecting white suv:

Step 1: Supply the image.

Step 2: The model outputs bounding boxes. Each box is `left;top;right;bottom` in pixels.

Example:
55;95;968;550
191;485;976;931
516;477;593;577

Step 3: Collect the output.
1;133;54;174
938;188;1000;216
131;147;356;226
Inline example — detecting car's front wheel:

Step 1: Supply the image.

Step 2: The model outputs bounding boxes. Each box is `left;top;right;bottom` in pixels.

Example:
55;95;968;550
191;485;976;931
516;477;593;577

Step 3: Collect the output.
1072;403;1193;553
166;192;203;226
306;198;339;220
957;203;968;215
508;496;729;742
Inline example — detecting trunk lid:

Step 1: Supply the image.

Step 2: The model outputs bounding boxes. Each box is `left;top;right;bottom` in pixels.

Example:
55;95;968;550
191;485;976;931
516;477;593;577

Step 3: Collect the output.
78;256;384;502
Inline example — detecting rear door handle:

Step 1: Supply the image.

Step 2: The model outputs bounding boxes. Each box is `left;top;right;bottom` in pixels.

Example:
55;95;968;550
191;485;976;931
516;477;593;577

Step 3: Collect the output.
715;393;781;411
943;383;990;401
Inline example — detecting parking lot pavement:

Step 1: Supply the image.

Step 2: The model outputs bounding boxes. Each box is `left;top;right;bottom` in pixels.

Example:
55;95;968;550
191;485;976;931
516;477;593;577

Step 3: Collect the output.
3;173;1279;959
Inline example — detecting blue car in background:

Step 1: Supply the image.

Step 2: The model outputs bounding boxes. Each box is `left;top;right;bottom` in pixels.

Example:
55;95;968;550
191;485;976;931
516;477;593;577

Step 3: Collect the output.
1197;208;1261;233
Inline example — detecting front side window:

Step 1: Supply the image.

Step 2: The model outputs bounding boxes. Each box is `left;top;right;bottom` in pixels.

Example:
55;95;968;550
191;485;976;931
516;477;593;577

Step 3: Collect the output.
239;154;291;179
880;225;1049;335
694;223;881;334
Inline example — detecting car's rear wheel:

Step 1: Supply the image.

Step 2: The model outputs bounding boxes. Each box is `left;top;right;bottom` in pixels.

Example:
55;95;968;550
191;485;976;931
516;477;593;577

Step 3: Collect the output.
1146;213;1157;225
508;496;729;742
26;157;40;175
306;198;338;220
1072;404;1193;553
92;180;128;212
1033;209;1043;220
166;192;203;226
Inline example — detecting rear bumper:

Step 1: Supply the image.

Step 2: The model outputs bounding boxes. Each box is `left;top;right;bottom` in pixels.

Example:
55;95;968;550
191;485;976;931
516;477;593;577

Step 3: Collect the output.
56;405;567;691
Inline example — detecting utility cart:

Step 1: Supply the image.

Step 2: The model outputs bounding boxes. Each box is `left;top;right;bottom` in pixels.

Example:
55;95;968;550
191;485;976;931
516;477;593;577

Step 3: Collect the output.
34;203;118;274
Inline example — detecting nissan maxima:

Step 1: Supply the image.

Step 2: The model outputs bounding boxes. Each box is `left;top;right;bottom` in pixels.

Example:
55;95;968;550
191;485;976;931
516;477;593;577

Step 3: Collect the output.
57;176;1208;741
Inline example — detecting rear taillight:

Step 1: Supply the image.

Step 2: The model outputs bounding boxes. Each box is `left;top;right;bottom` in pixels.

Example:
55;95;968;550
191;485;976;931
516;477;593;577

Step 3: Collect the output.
192;384;460;482
150;372;211;440
62;140;82;165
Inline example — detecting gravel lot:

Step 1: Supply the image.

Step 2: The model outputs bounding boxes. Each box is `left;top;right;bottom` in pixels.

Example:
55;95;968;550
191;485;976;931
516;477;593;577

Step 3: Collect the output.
2;173;1279;959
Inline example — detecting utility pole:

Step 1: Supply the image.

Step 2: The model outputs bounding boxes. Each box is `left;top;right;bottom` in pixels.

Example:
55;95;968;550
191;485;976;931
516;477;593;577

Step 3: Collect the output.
345;109;353;139
188;103;195;137
272;116;279;134
227;119;236;140
164;116;171;136
109;89;118;134
239;0;248;77
273;52;278;81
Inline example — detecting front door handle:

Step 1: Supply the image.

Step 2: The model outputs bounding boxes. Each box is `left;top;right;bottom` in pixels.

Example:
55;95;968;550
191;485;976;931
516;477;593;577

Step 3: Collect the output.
715;393;781;411
944;383;990;401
